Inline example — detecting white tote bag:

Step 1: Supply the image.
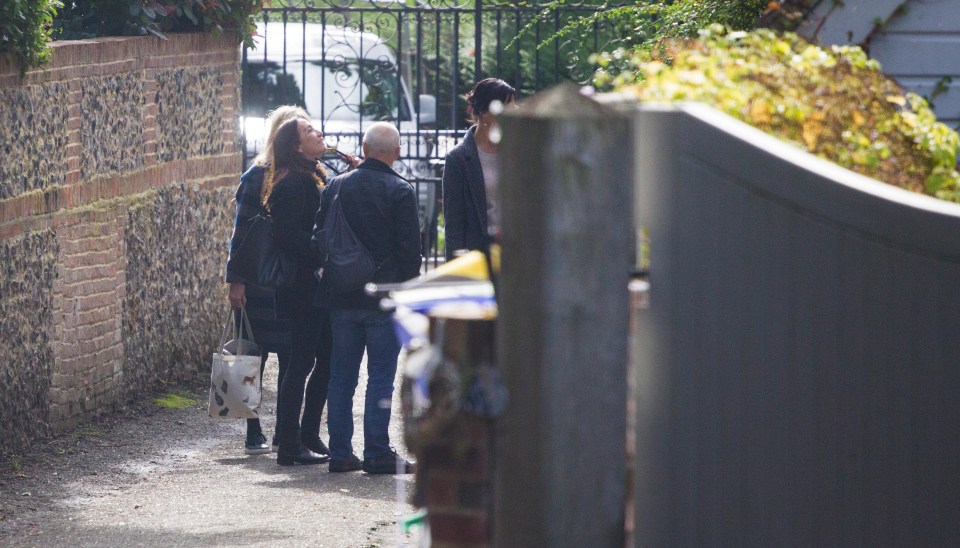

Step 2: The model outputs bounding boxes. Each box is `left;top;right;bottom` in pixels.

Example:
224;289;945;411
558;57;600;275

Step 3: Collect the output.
208;308;263;419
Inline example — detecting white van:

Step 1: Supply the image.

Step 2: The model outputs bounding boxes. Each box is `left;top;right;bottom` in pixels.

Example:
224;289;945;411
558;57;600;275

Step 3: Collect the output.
242;21;437;171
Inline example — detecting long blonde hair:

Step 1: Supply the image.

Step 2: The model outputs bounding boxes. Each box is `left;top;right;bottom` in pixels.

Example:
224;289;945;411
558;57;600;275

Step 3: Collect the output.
254;105;309;168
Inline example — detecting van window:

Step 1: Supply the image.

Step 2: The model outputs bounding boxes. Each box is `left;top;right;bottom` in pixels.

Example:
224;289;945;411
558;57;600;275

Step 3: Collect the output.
242;59;411;123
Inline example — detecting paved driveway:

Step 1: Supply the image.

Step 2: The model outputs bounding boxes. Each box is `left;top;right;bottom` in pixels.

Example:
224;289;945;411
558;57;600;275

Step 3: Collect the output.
0;354;417;547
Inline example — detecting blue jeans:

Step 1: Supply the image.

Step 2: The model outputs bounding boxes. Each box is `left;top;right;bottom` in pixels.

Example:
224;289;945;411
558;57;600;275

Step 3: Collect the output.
327;309;400;461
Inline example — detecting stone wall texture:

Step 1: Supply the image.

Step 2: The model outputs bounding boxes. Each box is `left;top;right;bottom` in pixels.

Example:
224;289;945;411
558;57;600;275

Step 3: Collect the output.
0;83;70;198
0;33;241;448
0;231;58;440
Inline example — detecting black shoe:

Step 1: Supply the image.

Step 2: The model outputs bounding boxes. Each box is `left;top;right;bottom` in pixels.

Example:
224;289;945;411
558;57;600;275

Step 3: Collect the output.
244;433;271;456
276;447;330;466
271;436;279;453
302;436;330;457
362;449;415;475
329;454;362;473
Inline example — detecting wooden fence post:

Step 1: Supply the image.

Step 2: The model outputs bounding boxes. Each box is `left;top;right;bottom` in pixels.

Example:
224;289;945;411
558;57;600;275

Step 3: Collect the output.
494;84;634;547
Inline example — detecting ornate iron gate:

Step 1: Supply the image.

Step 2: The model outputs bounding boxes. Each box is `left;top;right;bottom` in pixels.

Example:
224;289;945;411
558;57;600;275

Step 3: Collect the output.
240;0;625;264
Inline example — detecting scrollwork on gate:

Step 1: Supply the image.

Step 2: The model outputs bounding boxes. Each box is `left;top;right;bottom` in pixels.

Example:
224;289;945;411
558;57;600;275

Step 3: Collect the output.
266;0;606;9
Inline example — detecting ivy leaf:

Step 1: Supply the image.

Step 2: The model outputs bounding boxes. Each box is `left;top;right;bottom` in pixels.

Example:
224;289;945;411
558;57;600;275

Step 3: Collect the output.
801;120;822;149
926;172;947;193
183;5;198;25
885;95;906;107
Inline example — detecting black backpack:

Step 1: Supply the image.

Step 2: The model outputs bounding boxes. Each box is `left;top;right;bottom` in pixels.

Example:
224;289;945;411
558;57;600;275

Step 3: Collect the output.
318;187;377;293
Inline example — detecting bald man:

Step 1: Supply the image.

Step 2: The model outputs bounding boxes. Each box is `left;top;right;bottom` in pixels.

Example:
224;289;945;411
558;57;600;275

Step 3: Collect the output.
313;121;420;474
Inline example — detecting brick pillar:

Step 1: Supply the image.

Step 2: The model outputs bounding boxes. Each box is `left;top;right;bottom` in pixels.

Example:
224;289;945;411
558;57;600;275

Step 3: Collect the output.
407;317;498;548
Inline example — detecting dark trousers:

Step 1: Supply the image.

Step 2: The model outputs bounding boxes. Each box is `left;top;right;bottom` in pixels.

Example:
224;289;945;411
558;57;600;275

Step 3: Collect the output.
246;349;290;439
276;307;332;451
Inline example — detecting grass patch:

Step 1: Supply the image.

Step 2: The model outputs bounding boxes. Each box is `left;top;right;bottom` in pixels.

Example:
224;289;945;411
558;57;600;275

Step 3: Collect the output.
153;392;198;410
76;425;101;437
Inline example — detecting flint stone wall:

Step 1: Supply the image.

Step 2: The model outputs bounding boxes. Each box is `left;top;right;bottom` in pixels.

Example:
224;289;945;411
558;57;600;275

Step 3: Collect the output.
0;33;241;449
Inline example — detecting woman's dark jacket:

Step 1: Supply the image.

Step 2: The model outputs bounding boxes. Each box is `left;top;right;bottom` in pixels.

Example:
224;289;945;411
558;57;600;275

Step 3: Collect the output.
269;170;325;319
226;164;267;284
312;158;422;311
441;126;488;261
224;164;290;352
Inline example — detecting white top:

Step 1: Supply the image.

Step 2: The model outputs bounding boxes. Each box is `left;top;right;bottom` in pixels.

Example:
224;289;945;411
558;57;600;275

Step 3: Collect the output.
478;149;499;230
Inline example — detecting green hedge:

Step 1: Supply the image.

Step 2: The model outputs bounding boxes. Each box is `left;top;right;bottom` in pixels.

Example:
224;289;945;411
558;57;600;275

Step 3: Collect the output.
0;0;63;76
52;0;260;46
0;0;260;75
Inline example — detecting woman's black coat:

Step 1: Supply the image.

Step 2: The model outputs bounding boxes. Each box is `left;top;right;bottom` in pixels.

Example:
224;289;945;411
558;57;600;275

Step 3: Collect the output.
441;126;489;260
269;171;324;319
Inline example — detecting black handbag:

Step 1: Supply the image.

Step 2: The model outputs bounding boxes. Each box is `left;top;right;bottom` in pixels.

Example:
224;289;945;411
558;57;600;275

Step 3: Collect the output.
230;208;299;288
318;191;377;293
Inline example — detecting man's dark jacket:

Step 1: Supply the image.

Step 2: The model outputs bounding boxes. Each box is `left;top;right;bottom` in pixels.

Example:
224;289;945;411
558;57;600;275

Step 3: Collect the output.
313;158;422;310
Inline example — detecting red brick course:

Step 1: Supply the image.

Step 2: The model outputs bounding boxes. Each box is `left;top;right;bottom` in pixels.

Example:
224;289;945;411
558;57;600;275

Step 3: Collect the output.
429;514;490;547
411;319;498;546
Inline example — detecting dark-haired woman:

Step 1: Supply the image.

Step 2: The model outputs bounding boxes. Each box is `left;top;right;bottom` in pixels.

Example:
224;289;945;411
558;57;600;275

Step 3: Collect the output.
441;77;516;260
226;105;308;455
263;118;355;465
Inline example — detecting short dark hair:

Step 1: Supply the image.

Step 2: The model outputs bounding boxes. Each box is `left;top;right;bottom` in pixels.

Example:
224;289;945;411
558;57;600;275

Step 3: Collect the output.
466;78;516;122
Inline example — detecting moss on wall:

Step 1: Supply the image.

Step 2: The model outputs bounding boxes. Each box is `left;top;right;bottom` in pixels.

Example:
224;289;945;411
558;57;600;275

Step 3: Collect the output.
0;84;69;199
121;183;233;395
80;73;145;179
155;67;226;162
0;231;58;446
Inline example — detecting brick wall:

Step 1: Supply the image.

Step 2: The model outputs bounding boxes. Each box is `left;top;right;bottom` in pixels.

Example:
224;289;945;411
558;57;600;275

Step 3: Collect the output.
0;33;240;447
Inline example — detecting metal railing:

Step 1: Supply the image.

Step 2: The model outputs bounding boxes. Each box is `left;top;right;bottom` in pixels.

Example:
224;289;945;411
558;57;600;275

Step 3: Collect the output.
241;0;627;265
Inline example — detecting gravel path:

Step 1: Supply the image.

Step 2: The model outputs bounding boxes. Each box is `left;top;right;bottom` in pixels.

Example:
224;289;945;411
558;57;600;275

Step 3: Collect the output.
0;355;417;547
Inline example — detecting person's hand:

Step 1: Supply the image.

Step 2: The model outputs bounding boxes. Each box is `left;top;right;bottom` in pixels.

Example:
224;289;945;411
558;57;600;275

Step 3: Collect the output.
344;153;361;171
229;282;246;309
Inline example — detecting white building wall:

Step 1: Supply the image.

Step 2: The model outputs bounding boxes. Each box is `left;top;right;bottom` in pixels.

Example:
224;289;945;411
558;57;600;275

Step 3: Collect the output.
800;0;960;128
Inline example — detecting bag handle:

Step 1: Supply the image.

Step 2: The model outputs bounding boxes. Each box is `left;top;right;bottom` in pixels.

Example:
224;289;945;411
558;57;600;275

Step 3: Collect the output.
218;309;235;357
234;207;269;257
218;306;258;356
238;306;257;346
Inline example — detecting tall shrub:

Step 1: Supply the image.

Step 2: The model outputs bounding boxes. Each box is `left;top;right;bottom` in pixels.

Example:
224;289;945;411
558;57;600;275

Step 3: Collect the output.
52;0;260;47
611;27;960;201
0;0;63;75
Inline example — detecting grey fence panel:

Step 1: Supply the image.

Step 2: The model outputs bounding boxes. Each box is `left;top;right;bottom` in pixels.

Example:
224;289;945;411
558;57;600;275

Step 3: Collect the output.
495;85;633;547
631;103;960;546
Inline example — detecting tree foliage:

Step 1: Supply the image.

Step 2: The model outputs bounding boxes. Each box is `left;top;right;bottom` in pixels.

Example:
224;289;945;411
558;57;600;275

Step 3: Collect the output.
0;0;63;76
525;0;769;53
612;27;960;201
0;0;262;75
53;0;262;46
